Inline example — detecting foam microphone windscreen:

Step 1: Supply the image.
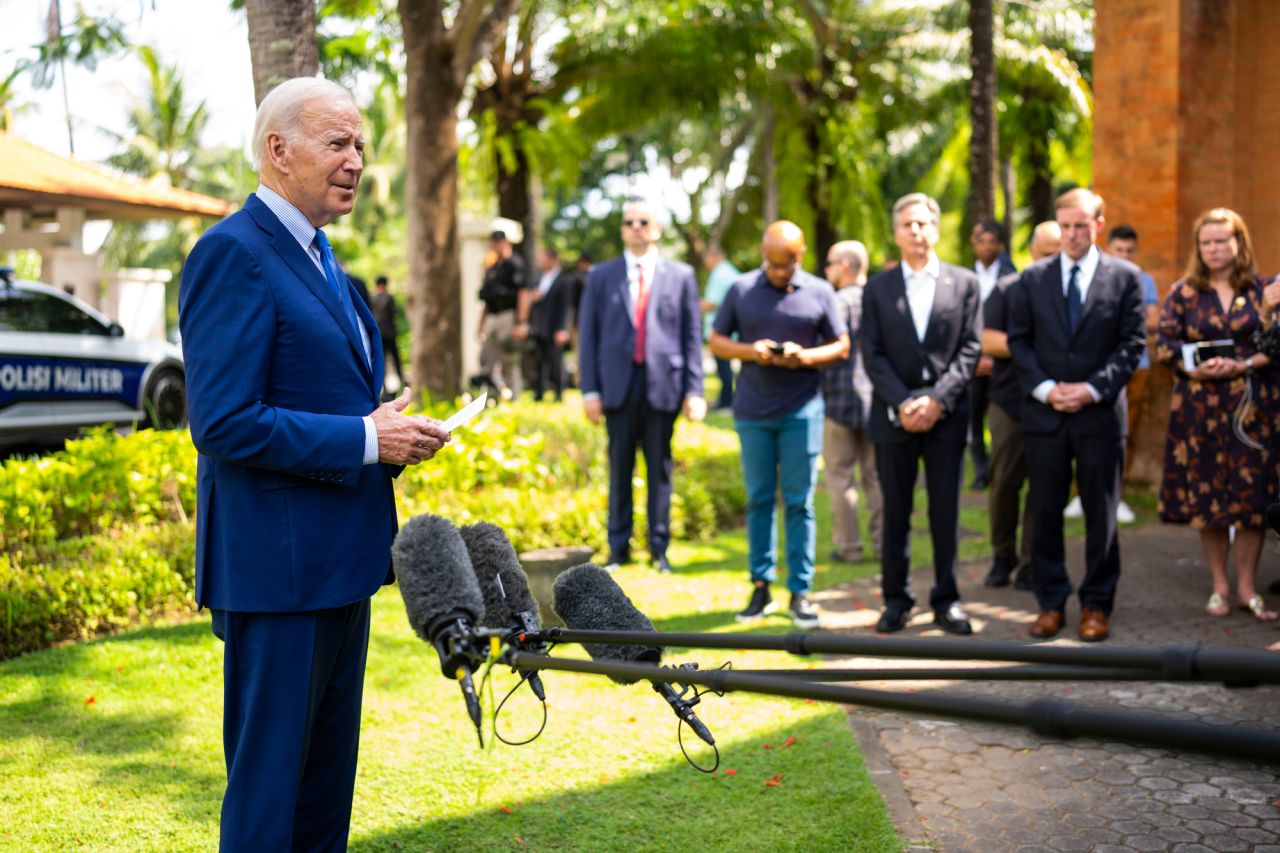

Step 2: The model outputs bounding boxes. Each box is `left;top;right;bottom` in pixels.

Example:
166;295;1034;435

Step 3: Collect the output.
553;563;661;682
392;513;485;642
459;521;540;628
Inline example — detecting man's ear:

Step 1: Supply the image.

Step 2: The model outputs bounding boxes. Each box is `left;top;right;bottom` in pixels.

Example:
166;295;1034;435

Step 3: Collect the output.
266;131;290;173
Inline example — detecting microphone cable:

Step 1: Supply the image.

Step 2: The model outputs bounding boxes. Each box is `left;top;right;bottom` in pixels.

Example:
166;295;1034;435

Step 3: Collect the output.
489;637;553;747
672;662;731;774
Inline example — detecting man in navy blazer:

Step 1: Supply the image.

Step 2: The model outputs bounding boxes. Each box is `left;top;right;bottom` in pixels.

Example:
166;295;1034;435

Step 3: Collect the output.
1007;188;1146;643
578;199;705;573
861;193;982;636
179;78;451;851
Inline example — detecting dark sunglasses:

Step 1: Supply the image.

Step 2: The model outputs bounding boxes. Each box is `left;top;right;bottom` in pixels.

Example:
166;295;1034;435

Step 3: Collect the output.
623;218;650;227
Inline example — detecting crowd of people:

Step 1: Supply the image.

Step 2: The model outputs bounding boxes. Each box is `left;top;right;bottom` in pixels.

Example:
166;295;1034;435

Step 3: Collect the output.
540;187;1280;652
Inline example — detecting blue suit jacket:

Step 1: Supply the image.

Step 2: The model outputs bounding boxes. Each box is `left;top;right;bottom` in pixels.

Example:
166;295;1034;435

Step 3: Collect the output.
179;194;397;613
577;255;704;412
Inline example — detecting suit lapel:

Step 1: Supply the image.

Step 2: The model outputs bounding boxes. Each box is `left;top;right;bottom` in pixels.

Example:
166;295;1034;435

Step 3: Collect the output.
888;266;917;342
1076;255;1110;334
924;265;956;350
1043;257;1070;337
247;196;374;387
617;259;636;327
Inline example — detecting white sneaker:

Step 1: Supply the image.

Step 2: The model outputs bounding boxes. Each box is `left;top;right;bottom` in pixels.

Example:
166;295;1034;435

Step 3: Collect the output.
1116;500;1136;524
1064;496;1083;518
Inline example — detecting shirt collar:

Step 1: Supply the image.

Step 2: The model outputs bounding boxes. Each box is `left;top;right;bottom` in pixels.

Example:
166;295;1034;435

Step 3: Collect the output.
624;248;660;270
1059;245;1100;283
975;258;999;276
256;183;318;254
903;253;941;283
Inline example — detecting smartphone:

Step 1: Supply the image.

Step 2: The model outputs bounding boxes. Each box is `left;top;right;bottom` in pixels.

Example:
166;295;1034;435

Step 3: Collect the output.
769;343;785;355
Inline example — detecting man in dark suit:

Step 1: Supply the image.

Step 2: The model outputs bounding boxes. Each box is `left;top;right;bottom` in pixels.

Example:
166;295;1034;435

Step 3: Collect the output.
969;219;1018;490
861;193;982;635
1007;188;1146;642
578;199;705;573
526;247;572;401
179;78;451;850
370;274;404;394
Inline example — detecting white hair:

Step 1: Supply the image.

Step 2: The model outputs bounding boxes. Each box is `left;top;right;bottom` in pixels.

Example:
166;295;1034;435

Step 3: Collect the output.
251;77;355;172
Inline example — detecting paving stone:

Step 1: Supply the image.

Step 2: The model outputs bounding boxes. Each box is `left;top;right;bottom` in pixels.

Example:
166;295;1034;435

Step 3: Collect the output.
839;525;1280;853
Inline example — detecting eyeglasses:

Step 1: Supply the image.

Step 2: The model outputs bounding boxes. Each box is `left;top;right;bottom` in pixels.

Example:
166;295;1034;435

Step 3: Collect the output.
824;259;840;267
623;219;650;227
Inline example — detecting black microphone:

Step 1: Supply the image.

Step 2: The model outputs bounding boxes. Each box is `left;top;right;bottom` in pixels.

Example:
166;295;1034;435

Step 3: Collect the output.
392;513;486;743
553;564;715;746
459;521;547;701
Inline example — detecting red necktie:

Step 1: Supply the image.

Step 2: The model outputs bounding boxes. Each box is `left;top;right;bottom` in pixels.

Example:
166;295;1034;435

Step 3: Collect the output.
632;263;649;364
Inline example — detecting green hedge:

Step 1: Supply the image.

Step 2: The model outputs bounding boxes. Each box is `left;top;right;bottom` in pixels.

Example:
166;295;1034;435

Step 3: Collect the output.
0;403;746;659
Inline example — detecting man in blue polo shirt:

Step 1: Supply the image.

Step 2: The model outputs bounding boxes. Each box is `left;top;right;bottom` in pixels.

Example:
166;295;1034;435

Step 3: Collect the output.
709;221;849;627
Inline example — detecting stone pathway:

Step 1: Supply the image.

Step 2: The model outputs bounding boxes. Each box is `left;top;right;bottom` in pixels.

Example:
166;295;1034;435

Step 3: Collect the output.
811;523;1280;852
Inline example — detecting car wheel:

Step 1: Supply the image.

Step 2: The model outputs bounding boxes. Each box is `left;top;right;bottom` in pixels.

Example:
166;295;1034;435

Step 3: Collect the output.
144;368;187;430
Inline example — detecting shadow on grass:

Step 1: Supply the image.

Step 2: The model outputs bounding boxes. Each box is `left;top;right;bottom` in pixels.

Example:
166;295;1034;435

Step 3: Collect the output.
0;626;224;827
348;713;898;853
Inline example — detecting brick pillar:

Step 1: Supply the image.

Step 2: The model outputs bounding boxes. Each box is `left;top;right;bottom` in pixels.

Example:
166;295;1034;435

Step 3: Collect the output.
1094;0;1280;486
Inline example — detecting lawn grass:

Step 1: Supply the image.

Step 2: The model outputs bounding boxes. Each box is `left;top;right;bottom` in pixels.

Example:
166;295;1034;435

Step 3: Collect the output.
0;392;1158;851
0;521;902;851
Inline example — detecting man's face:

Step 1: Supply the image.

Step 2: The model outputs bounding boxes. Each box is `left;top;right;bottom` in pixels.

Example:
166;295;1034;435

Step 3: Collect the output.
1107;237;1137;262
893;203;939;267
971;226;1001;265
539;251;558;272
274;98;364;228
620;205;661;254
1056;205;1101;261
762;241;801;289
824;253;847;287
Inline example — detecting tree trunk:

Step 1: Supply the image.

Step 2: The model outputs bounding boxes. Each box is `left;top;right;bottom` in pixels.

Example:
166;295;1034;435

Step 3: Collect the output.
967;0;997;229
401;17;464;400
496;145;538;269
1027;138;1054;228
804;117;836;264
244;0;318;105
761;105;779;224
999;154;1015;248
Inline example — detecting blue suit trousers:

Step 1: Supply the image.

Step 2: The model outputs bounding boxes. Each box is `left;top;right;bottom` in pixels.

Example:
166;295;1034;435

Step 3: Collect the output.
212;600;370;852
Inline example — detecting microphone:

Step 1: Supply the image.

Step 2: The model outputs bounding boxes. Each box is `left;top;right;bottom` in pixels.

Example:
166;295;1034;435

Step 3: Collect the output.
392;513;486;743
553;564;715;746
459;521;547;701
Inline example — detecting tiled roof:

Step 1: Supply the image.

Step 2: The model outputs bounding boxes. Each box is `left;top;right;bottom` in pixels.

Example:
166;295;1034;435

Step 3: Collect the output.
0;132;234;220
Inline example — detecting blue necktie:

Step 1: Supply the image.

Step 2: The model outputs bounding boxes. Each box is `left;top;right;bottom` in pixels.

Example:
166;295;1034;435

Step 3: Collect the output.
1065;264;1082;336
314;229;365;362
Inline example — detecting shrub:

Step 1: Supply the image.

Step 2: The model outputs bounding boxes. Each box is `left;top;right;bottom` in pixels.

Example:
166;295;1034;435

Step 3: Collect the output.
0;401;746;658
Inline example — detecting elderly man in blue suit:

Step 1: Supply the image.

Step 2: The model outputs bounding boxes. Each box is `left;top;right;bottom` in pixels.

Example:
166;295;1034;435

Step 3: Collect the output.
578;198;705;574
179;78;451;851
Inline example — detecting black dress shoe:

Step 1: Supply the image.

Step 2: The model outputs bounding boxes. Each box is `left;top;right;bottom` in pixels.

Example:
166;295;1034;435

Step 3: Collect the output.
934;603;974;635
875;609;909;633
653;555;674;574
983;555;1018;588
970;475;989;491
1269;579;1280;596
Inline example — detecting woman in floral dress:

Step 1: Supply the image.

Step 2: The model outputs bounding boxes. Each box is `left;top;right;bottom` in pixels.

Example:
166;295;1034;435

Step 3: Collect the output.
1156;208;1278;623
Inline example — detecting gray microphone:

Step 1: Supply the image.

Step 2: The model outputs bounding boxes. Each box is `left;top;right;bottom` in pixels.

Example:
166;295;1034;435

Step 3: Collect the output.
553;564;715;745
459;521;547;701
392;513;486;742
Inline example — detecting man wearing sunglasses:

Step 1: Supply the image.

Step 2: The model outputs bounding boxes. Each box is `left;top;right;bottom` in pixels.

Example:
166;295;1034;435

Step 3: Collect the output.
578;198;706;574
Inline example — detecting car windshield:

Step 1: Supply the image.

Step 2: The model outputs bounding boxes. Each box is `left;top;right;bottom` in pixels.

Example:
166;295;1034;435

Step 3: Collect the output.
0;290;108;335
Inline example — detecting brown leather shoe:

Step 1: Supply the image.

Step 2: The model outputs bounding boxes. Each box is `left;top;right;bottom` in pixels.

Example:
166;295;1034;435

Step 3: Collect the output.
1079;606;1110;642
1029;610;1064;638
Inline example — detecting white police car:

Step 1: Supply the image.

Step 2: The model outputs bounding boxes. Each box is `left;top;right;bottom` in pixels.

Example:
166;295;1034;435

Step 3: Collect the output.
0;267;186;447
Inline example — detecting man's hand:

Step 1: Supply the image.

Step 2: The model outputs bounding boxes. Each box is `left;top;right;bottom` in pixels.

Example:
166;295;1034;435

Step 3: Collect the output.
975;354;995;378
898;395;940;432
1048;382;1093;413
584;397;603;425
684;395;707;422
512;321;529;343
371;387;451;465
752;339;780;365
553;329;570;346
